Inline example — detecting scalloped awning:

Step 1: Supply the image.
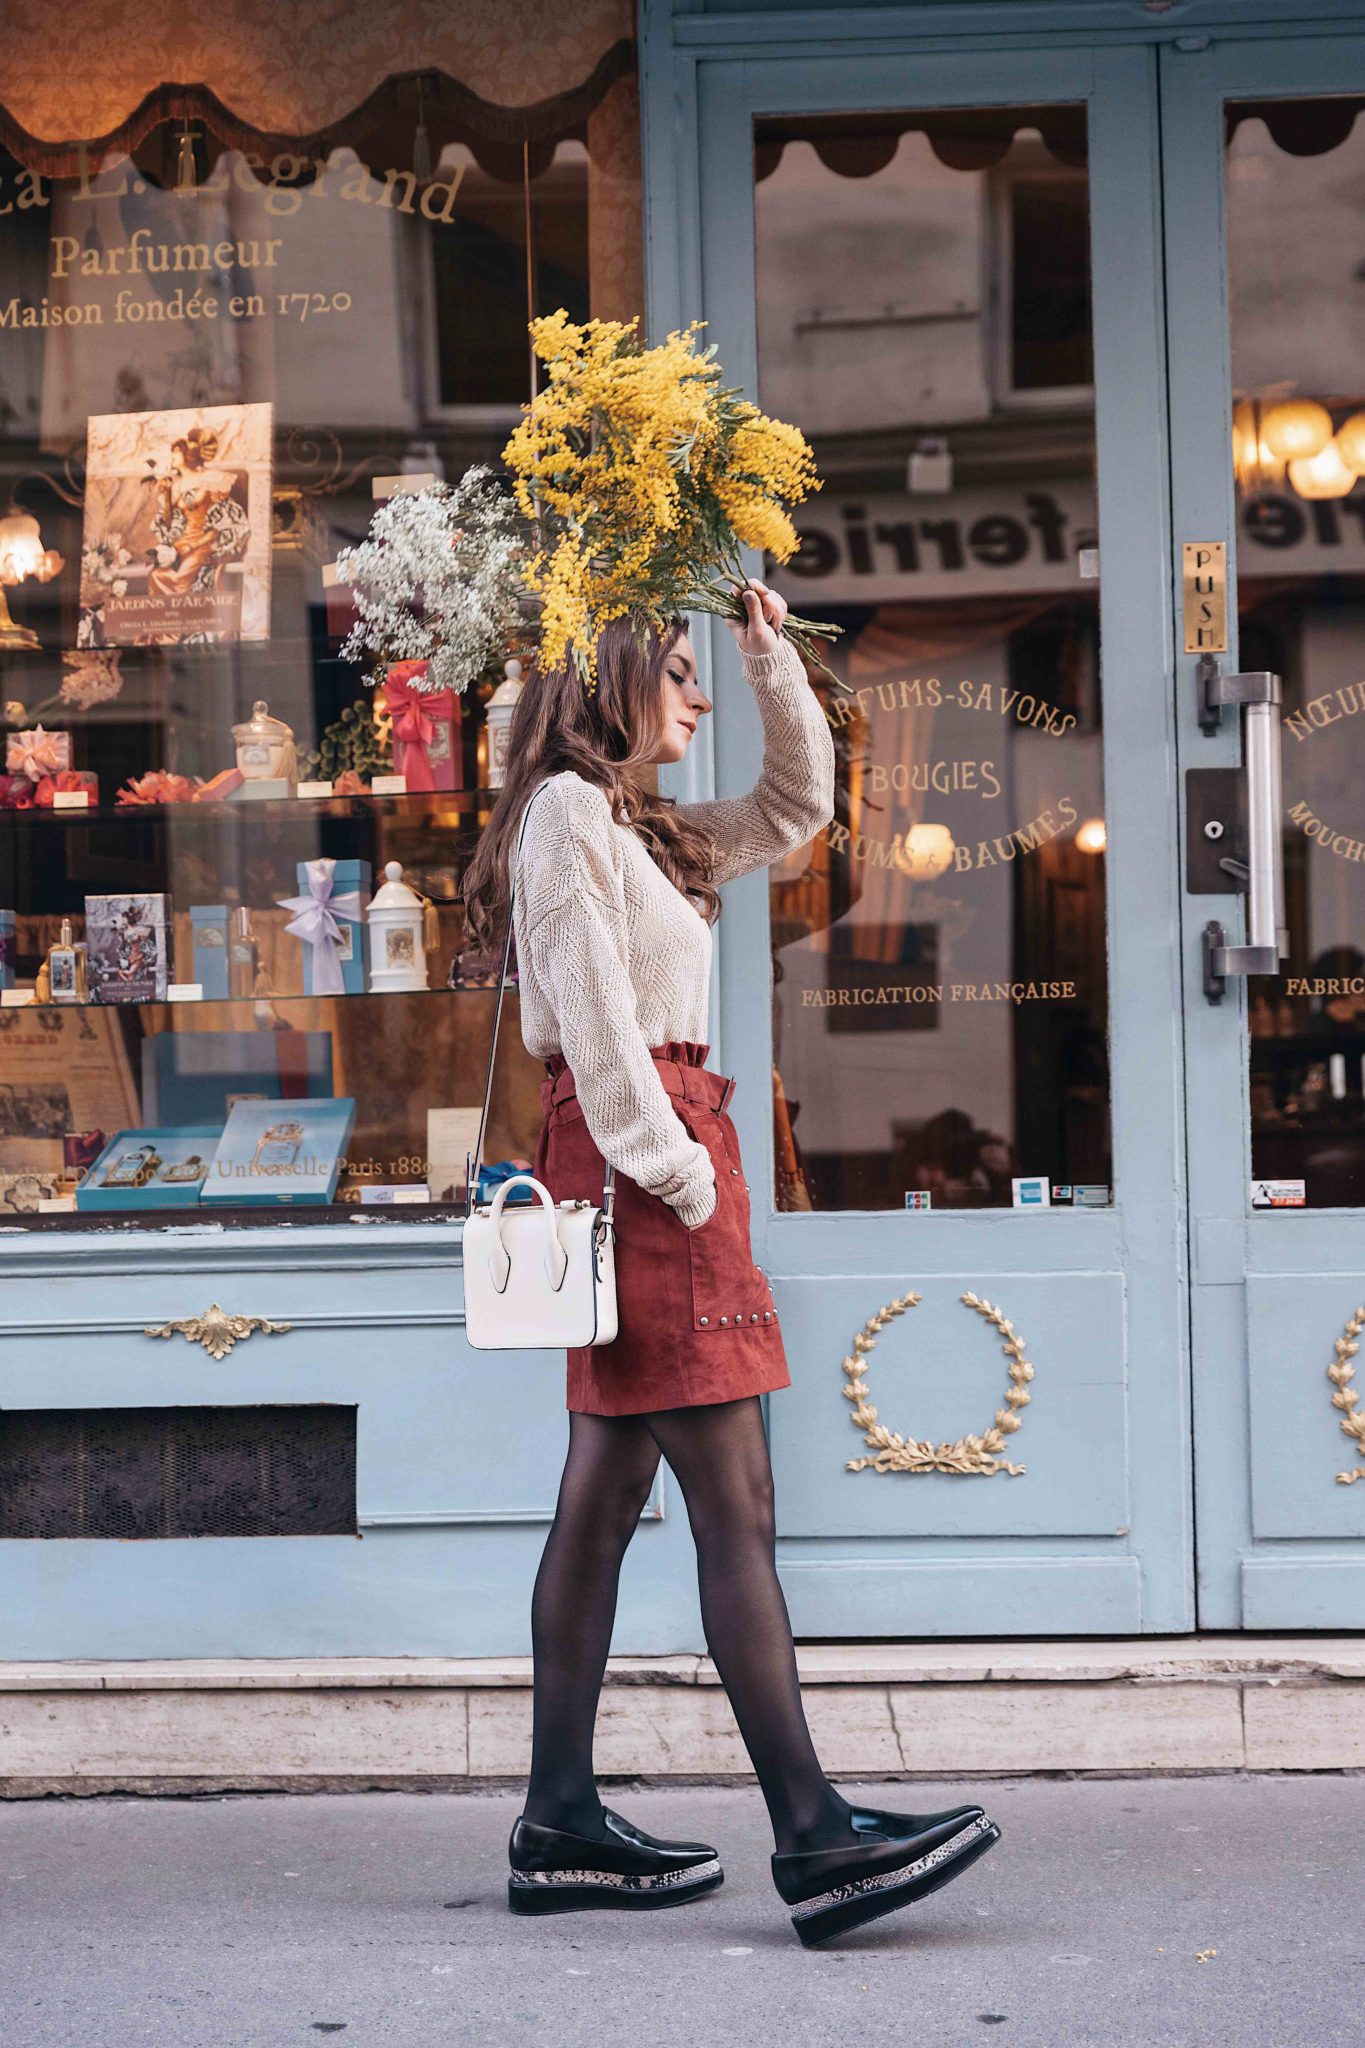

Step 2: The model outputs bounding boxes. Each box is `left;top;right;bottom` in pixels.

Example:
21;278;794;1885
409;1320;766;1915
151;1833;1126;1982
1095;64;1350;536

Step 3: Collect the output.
0;0;633;167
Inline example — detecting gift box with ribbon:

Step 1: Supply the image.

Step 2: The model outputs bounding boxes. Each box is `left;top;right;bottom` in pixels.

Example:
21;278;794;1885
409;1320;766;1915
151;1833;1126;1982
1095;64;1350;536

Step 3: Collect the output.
278;857;371;996
382;660;460;792
6;727;71;784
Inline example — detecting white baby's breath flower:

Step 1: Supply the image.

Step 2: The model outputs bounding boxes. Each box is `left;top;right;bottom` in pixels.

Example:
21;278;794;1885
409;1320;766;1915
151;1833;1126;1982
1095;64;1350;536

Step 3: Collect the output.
334;467;524;695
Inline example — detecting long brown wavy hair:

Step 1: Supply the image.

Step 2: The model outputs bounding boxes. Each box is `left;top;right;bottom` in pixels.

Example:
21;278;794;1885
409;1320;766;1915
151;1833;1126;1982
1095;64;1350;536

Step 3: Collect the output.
463;616;721;951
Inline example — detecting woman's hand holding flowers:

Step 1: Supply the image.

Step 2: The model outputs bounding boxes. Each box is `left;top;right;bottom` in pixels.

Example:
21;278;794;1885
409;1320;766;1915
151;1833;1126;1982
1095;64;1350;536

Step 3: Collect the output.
727;579;788;658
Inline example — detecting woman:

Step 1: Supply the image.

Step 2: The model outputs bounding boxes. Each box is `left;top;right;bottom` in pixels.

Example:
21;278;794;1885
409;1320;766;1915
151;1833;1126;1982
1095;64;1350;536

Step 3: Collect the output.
464;583;999;1946
148;428;247;598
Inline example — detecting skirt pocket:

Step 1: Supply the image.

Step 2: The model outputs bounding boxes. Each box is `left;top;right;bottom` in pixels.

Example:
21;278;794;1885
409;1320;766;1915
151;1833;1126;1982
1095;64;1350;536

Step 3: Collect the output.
680;1104;777;1336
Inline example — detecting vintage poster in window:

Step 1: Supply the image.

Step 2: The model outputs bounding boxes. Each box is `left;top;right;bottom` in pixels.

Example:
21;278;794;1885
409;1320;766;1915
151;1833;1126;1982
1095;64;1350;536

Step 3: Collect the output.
79;403;274;645
0;1005;140;1176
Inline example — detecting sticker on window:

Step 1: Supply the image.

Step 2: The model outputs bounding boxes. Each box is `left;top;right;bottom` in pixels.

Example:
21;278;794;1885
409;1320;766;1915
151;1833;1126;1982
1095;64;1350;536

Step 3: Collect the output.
1251;1179;1306;1208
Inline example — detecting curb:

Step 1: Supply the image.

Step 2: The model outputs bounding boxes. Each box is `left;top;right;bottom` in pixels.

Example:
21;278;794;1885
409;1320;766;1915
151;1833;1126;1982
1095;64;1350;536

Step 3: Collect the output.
3;1638;1362;1794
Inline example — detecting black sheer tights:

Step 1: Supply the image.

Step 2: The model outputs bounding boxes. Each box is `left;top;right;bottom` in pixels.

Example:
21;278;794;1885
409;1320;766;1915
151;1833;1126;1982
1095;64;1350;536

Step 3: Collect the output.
524;1397;855;1855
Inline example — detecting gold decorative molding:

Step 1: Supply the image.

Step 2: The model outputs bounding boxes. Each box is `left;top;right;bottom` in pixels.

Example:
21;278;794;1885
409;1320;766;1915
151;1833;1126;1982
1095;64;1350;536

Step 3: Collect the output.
144;1303;292;1361
1328;1305;1365;1484
843;1289;1035;1477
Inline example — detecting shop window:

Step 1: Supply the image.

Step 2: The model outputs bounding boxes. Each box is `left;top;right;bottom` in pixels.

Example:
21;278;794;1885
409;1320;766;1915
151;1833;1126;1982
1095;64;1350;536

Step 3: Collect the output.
991;152;1094;402
427;145;591;415
0;66;642;1230
755;105;1112;1214
1225;96;1365;1207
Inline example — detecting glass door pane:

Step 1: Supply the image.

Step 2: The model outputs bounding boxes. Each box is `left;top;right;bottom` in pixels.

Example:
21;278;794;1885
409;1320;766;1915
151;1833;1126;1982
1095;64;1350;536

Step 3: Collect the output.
753;107;1112;1213
1226;97;1365;1208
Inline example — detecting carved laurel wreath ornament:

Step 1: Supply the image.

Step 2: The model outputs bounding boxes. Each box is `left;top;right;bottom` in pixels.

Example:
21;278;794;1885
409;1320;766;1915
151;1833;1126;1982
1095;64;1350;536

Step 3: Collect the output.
1328;1304;1365;1485
843;1289;1035;1477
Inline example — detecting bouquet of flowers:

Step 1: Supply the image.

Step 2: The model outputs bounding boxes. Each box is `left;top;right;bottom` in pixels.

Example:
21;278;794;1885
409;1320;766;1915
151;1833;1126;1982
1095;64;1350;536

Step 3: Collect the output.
502;313;840;685
333;466;523;697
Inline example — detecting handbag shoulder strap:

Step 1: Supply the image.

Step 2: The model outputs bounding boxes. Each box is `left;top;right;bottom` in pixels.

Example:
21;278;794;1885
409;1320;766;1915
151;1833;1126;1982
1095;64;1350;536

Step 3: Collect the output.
465;782;616;1219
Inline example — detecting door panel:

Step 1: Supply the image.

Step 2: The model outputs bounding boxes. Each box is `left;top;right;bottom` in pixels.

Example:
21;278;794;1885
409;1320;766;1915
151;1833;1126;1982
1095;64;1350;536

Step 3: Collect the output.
1247;1279;1365;1537
688;45;1190;1636
1164;36;1365;1628
770;1271;1129;1540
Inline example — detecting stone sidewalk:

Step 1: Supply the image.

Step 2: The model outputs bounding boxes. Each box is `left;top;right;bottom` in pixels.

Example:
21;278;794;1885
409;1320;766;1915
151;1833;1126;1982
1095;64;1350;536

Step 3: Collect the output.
2;1776;1362;2047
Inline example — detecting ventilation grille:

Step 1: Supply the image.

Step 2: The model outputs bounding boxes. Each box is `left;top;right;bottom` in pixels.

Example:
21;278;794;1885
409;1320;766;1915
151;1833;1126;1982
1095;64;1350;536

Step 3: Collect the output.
0;1405;357;1539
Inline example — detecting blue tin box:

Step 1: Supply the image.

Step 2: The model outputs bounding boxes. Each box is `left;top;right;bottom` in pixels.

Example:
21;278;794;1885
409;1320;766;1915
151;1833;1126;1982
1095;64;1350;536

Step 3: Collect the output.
190;905;231;1000
287;858;371;996
76;1126;221;1211
202;1096;355;1206
140;1028;334;1127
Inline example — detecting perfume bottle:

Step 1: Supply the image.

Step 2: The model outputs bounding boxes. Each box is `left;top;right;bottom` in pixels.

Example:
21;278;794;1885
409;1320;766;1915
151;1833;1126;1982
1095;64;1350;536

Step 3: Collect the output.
228;906;260;999
47;917;87;1005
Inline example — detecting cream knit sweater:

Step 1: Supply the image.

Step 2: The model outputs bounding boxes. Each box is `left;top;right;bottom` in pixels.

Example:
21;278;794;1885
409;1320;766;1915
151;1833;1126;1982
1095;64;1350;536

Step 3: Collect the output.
513;638;835;1228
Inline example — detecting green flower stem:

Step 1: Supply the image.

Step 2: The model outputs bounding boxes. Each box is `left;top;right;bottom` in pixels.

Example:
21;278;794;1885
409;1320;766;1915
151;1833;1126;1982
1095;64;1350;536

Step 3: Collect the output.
689;579;846;686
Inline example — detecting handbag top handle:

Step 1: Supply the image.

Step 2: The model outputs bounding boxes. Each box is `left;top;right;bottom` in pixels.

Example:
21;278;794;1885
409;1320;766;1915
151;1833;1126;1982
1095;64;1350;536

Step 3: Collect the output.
465;782;615;1219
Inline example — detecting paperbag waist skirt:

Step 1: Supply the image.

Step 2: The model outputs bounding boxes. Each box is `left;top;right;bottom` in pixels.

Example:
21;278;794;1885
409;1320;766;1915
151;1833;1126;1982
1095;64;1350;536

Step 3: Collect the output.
533;1041;791;1416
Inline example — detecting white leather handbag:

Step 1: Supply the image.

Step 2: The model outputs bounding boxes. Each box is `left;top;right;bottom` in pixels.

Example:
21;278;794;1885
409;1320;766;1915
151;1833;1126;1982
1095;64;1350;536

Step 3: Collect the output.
461;790;618;1352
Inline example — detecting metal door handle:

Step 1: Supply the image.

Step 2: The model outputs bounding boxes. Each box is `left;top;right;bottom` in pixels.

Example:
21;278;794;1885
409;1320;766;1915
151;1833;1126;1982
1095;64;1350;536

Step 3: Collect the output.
1197;658;1287;1002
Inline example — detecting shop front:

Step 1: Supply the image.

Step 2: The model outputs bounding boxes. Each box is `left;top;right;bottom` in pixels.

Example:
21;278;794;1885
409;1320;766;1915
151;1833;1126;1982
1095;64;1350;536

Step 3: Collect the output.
2;0;1364;1663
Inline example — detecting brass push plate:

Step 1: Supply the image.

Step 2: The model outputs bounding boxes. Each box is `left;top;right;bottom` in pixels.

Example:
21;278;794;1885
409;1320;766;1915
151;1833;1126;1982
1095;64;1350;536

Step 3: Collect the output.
1185;767;1247;893
1182;541;1228;654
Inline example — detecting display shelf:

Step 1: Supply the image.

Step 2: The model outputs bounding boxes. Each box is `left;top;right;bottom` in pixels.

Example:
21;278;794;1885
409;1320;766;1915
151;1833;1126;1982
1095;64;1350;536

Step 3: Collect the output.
0;1196;464;1237
0;788;497;832
0;986;518;1016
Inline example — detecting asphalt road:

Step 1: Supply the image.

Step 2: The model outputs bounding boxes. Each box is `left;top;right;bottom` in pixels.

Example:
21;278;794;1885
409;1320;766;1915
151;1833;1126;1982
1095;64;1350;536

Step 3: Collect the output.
2;1775;1361;2048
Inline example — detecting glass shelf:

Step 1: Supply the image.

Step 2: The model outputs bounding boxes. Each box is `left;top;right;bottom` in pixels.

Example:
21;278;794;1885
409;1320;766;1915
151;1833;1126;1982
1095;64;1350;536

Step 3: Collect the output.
1;985;518;1016
0;789;498;831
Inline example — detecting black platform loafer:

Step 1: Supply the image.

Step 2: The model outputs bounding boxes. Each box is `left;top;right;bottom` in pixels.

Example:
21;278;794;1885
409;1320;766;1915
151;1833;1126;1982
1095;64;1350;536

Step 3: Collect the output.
508;1808;723;1916
772;1809;1000;1947
848;1799;986;1838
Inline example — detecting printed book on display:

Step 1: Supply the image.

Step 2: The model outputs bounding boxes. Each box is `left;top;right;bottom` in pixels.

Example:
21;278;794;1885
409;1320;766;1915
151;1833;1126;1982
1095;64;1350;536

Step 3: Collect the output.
80;403;274;646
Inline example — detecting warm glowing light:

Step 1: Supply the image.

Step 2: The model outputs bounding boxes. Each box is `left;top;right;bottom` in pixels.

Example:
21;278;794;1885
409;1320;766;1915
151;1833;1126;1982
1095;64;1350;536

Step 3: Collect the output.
1288;440;1356;500
1231;402;1286;494
1334;411;1365;476
1075;816;1107;855
0;512;46;585
897;822;956;881
1262;399;1334;462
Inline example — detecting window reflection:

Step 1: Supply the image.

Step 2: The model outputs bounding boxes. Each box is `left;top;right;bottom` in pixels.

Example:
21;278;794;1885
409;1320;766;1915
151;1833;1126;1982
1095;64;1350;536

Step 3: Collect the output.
755;107;1112;1213
0;78;642;1222
1226;98;1365;1208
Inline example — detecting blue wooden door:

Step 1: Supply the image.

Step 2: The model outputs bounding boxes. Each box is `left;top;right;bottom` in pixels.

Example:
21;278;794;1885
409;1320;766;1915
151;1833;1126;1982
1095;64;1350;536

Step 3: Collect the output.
673;45;1194;1635
1164;33;1365;1628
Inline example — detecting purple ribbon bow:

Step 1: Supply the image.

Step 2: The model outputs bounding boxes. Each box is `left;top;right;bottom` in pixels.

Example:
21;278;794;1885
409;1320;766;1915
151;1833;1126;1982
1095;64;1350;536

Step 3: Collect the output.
278;857;364;997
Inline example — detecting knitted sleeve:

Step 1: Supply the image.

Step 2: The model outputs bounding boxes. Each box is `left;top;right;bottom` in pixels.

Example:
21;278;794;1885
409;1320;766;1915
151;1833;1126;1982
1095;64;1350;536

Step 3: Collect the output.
517;776;718;1228
679;636;836;886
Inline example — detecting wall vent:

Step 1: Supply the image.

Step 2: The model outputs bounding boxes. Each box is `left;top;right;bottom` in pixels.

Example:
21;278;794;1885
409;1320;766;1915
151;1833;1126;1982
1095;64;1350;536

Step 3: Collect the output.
0;1405;357;1539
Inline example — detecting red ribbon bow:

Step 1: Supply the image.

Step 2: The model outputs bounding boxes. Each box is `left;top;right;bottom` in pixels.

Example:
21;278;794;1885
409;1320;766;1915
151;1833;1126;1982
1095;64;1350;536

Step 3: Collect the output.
384;661;454;793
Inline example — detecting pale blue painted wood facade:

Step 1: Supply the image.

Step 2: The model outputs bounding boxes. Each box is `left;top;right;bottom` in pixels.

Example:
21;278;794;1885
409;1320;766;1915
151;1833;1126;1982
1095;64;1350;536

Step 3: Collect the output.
3;0;1363;1656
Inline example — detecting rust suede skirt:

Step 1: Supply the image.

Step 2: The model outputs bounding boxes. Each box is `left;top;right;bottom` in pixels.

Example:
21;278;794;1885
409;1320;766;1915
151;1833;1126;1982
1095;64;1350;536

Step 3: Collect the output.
532;1042;791;1416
